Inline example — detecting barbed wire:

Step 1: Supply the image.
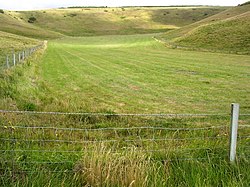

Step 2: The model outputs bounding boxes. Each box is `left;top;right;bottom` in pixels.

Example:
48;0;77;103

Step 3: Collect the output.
238;136;250;139
0;147;228;154
0;135;227;144
240;114;250;116
0;125;228;131
2;161;74;164
239;125;250;128
0;109;230;117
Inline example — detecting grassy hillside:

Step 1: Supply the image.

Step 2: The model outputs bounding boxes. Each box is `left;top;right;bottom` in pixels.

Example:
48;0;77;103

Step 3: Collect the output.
11;7;226;36
0;11;63;39
159;4;250;54
174;12;250;54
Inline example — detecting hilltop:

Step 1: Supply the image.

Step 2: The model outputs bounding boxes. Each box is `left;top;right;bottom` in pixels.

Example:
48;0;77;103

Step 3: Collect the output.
158;4;250;54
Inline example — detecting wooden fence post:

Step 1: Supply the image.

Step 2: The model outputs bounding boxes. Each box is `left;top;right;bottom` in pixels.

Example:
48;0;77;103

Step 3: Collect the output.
229;103;239;163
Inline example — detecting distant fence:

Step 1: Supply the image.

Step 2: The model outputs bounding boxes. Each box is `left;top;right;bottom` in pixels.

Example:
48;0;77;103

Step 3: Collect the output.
0;103;249;174
0;42;45;71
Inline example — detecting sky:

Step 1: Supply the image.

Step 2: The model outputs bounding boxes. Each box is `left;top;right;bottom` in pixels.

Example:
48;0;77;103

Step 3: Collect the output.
0;0;247;11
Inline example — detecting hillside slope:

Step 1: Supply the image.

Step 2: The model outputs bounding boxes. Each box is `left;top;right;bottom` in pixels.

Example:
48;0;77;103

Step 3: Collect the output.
158;4;250;54
11;7;226;36
0;11;63;39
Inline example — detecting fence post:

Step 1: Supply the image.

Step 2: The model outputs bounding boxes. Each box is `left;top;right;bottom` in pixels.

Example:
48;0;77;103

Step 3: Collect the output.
13;52;16;66
6;55;10;69
18;53;21;62
229;103;239;163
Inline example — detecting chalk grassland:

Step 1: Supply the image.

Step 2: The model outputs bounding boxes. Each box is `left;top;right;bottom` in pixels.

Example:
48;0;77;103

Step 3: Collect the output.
159;4;250;54
0;6;249;187
1;7;226;38
0;12;63;39
2;34;249;115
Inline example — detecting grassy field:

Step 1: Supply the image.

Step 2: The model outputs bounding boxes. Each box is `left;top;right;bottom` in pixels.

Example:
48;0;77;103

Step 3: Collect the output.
0;5;250;187
5;34;249;114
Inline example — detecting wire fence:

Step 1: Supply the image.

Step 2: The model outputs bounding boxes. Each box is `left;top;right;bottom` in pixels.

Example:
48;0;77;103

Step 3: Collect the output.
0;42;45;71
0;109;249;174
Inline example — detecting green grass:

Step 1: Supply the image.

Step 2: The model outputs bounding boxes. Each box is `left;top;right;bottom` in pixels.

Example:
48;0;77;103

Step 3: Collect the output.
7;34;249;114
0;112;249;186
0;6;249;185
159;4;250;54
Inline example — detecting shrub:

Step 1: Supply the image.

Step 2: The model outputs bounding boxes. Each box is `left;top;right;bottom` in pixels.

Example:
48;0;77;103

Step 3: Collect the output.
68;13;77;17
0;9;4;14
28;16;36;23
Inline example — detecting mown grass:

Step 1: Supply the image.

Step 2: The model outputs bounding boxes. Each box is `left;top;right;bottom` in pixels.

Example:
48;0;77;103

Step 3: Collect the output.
7;34;249;114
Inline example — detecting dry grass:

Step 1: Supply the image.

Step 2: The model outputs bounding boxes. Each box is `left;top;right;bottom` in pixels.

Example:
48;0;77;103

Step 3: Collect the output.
74;145;156;187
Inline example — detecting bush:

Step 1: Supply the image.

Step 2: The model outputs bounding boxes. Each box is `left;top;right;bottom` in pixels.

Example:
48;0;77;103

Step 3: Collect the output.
28;16;36;23
0;9;4;14
68;13;77;17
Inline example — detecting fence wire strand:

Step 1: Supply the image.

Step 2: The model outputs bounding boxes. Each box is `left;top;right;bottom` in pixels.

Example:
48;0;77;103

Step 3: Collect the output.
0;125;228;131
0;109;230;117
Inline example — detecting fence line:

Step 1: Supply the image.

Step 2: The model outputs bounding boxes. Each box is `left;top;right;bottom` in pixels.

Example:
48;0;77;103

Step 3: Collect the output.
239;125;250;127
0;109;230;117
0;125;228;131
0;136;227;143
0;147;227;153
1;42;45;70
0;104;249;175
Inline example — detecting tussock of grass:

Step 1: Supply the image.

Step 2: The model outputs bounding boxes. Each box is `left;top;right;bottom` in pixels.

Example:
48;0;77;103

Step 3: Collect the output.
74;145;153;186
